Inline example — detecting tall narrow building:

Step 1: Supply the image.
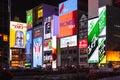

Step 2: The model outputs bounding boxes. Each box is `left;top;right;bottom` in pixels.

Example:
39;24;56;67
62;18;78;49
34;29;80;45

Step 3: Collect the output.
0;0;10;68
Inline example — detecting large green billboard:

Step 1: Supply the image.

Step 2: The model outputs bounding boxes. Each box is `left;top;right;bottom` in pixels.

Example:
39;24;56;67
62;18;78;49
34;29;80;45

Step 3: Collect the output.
88;18;99;63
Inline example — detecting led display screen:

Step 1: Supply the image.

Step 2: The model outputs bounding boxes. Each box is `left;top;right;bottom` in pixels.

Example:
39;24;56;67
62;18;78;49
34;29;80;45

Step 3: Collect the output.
10;21;27;48
33;26;43;67
25;30;32;65
88;18;99;63
59;10;78;38
59;0;77;16
26;9;33;29
99;6;106;36
60;35;77;48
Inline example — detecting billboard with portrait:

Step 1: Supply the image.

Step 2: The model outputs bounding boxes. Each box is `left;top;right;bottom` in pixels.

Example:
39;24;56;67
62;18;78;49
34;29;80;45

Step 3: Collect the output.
10;21;27;48
33;26;43;67
59;10;78;38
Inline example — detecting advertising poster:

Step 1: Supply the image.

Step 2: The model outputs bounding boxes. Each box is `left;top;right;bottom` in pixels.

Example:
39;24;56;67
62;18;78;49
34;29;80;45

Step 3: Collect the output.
98;37;106;64
44;16;53;39
26;9;33;29
10;21;27;48
25;30;32;66
33;26;43;67
88;18;99;63
59;0;77;16
43;51;52;64
44;39;52;51
59;10;78;38
98;6;106;37
60;35;77;48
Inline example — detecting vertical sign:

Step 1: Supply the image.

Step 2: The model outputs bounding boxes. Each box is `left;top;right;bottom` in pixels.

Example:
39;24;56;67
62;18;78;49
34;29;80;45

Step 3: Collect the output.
99;6;106;36
98;37;106;64
25;30;32;67
26;9;33;29
33;26;43;67
88;18;99;63
10;21;27;48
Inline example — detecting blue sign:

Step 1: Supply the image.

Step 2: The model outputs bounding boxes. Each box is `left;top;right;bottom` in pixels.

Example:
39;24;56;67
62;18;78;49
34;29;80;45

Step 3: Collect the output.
59;0;77;16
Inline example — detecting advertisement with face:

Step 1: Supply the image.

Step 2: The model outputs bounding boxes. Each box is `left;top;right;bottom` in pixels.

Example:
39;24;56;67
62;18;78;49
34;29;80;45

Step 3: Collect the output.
59;10;78;38
59;0;77;16
88;18;99;63
33;37;42;67
33;26;43;67
10;21;27;48
25;30;32;66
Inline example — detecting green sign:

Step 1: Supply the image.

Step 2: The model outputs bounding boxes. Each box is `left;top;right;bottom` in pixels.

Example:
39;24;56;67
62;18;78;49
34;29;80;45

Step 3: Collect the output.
88;18;99;63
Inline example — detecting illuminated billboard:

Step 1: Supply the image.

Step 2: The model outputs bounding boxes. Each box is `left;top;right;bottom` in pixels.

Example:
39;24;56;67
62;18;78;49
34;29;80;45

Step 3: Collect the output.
107;51;120;61
44;15;58;39
44;39;52;51
88;18;99;63
59;10;78;38
98;6;106;36
25;30;32;65
10;21;27;48
98;37;106;64
43;51;52;64
33;26;43;67
44;16;53;39
26;9;33;29
79;39;88;48
59;0;77;16
60;35;77;48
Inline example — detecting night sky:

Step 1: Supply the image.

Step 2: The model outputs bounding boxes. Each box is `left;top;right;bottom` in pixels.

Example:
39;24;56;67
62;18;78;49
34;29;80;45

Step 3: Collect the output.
11;0;66;22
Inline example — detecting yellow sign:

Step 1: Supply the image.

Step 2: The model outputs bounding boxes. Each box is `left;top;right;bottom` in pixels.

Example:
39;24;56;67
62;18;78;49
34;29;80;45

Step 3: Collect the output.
10;21;27;48
38;9;43;18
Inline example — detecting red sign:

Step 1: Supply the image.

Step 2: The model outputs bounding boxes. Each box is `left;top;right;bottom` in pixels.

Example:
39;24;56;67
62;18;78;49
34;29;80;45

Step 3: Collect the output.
79;39;88;48
59;10;78;38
